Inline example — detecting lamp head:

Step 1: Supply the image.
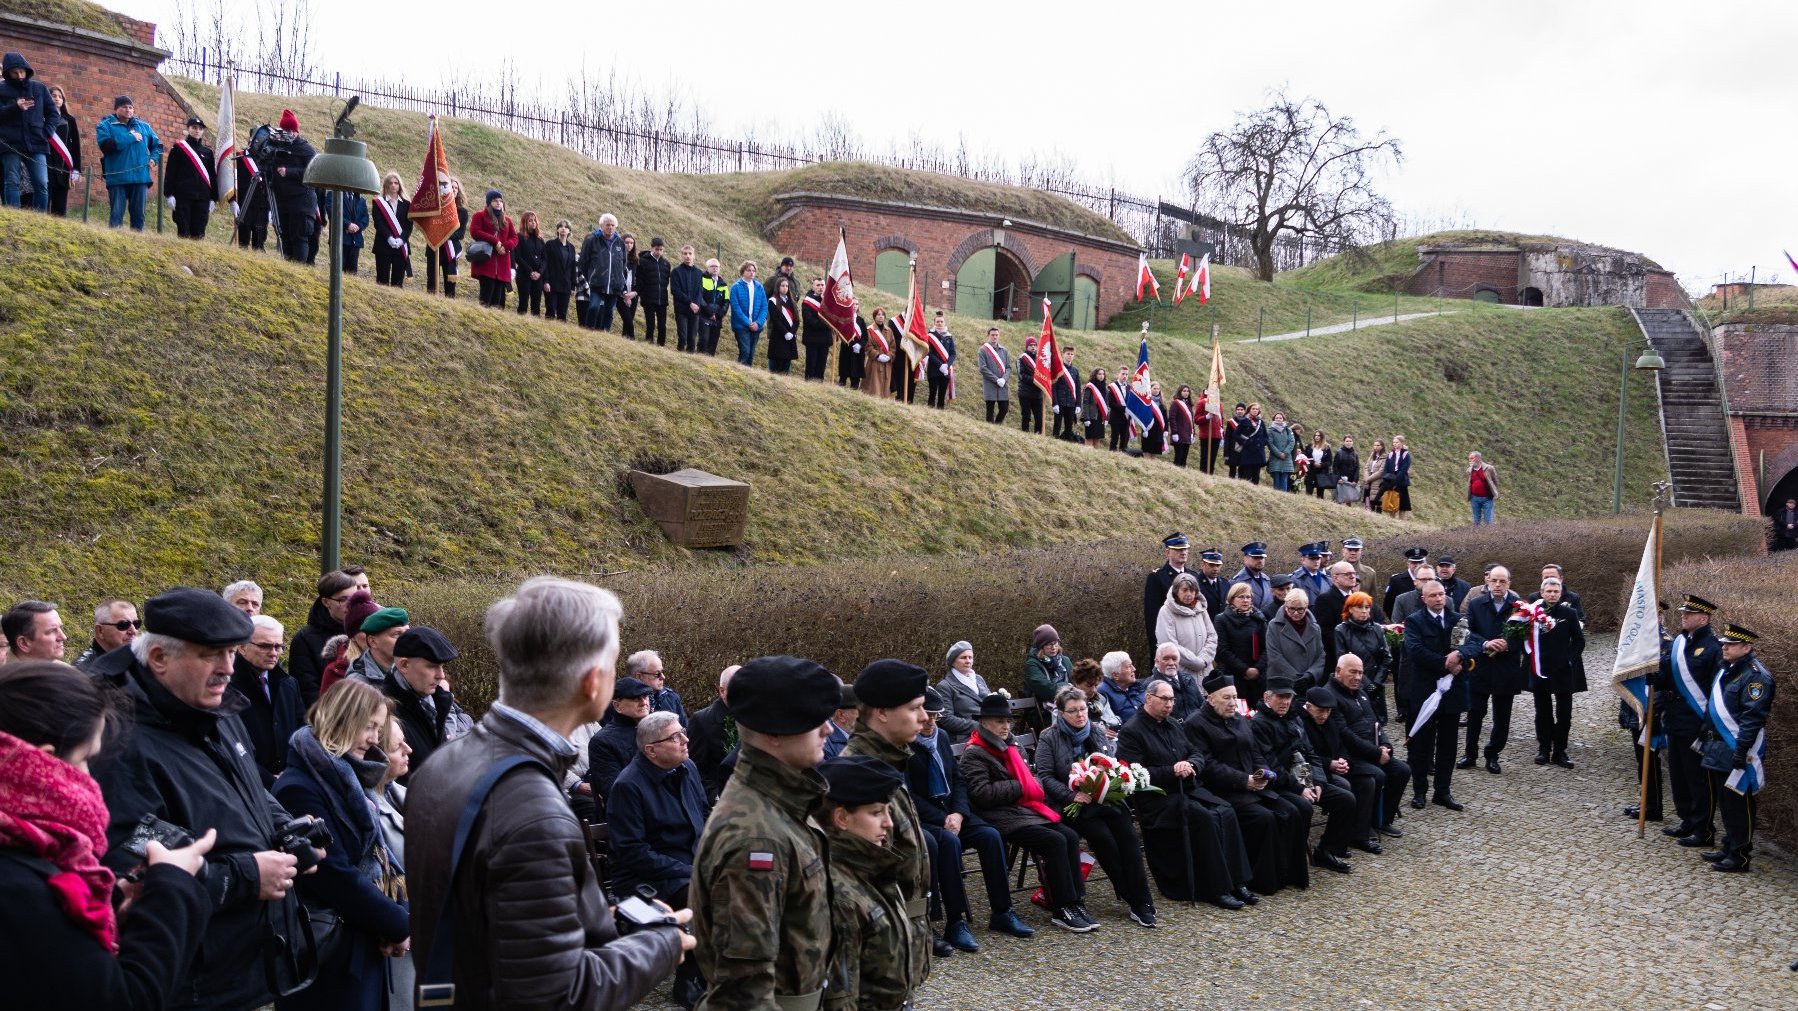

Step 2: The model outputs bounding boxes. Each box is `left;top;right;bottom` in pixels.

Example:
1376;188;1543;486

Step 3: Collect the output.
303;96;380;195
1634;347;1666;372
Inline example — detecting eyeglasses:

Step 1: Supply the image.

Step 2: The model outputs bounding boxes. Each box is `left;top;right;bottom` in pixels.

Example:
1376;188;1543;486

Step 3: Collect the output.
650;731;689;746
247;641;284;652
327;594;353;604
103;619;143;632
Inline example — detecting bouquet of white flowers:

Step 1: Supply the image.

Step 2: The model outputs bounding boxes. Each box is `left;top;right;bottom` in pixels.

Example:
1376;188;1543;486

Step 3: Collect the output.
1064;752;1163;817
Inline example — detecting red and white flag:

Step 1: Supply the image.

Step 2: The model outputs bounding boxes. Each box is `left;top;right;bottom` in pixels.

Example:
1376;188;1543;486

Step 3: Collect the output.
820;227;860;343
1192;253;1211;304
410;116;460;250
1174;254;1191;305
899;259;932;375
1033;297;1067;398
214;70;237;202
1135;252;1160;302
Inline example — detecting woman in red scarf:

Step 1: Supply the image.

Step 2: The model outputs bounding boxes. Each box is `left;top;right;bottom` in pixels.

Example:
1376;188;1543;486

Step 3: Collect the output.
0;661;217;1009
956;692;1098;934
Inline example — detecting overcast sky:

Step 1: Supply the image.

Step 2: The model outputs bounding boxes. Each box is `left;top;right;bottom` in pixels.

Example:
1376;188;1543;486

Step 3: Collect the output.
122;0;1789;292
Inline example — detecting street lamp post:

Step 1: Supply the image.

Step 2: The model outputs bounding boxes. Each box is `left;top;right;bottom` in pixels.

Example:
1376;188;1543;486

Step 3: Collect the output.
302;98;381;573
1613;342;1667;513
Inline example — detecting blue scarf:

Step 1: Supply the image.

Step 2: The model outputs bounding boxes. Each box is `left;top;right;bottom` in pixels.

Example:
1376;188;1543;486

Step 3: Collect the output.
914;730;950;799
1056;713;1093;749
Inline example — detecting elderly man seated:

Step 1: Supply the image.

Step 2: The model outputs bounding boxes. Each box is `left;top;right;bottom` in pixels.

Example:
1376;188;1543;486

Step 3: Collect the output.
1147;642;1206;722
1096;650;1147;725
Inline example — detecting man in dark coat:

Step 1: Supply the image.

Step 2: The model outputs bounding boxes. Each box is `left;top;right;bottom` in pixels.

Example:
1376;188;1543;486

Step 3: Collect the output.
906;688;1022;953
89;588;310;1010
1699;624;1774;872
1142;532;1190;646
587;677;654;817
1016;337;1043;434
1253;678;1355;872
382;626;470;785
1656;594;1723;846
233;150;270;250
1458;565;1524;774
1435;556;1474;610
671;244;706;352
687;665;737;803
1382;546;1430;617
1196;548;1229;617
1051;344;1079;439
231;614;307;787
288;570;357;706
799;276;834;381
1326;654;1411;840
1403;579;1469;810
163;115;215;239
1773;498;1798;552
264;108;317;262
577;213;630;329
636;238;673;345
0;52;59;211
1186;676;1310;893
924;311;957;409
1299;686;1366;865
1116;684;1254;908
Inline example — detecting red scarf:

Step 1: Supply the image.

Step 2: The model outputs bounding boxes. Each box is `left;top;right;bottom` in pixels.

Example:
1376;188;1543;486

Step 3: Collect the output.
970;731;1059;822
0;732;119;953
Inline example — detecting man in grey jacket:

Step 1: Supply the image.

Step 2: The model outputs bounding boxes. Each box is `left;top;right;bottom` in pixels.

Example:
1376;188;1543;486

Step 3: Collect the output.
977;326;1010;424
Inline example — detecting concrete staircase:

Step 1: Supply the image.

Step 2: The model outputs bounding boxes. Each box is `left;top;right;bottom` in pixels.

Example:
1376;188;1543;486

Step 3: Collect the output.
1632;308;1740;510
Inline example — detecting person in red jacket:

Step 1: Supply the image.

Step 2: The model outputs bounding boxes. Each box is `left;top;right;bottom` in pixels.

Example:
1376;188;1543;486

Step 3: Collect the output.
469;188;519;309
1195;391;1225;474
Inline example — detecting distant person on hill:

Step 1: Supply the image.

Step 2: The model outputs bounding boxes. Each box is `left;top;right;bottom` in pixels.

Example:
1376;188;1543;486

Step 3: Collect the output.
698;256;728;355
577;212;629;329
977;326;1010;424
839;306;867;389
1266;411;1297;491
1;52;59;211
729;260;768;366
94;95;159;231
1106;365;1130;451
366;170;409;286
335;189;368;274
545;219;578;321
1333;435;1361;505
45;84;81;217
163;116;214;240
513;211;547;317
800;277;832;380
1195;391;1224;474
1080;367;1110;448
232;147;269;250
670;244;704;349
925;312;957;409
1304;430;1333;499
1363;438;1388;510
1168;385;1195;467
1233;403;1267;484
1016;336;1043;433
425;176;469;298
1141;381;1168;458
1052;345;1079;440
637;237;672;345
1775;497;1798;552
865;306;898;397
1223;402;1246;478
766;275;799;374
264;109;316;261
1382;434;1414;519
470;188;519;309
1467;451;1498;525
617;233;640;337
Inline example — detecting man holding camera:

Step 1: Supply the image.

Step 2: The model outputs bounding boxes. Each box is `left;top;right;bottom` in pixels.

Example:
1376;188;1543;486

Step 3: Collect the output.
90;587;317;1010
264;109;318;263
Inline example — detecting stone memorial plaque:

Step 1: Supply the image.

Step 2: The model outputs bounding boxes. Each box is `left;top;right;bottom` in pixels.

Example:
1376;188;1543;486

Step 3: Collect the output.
629;469;750;548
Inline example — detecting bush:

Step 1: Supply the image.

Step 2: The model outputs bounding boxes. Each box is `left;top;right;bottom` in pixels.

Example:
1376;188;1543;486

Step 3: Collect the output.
1657;552;1798;847
403;508;1764;719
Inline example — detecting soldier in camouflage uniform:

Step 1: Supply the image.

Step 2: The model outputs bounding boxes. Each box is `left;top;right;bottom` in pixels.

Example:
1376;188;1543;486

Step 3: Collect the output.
692;655;843;1011
841;661;932;990
820;755;921;1011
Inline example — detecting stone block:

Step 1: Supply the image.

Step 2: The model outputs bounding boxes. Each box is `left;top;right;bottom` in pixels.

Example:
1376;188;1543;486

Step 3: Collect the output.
630;469;750;548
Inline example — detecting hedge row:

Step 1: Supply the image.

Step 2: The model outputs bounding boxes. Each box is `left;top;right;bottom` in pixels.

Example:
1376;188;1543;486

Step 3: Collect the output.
402;509;1764;719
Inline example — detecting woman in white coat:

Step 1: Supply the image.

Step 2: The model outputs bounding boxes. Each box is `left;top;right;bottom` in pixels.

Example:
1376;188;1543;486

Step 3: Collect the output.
1155;572;1217;678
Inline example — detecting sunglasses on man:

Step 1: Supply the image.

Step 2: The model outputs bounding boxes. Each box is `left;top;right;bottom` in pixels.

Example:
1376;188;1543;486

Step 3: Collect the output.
103;619;144;632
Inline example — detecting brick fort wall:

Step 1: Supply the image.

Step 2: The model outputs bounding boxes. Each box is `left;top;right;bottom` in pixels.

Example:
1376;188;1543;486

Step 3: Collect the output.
1716;322;1798;512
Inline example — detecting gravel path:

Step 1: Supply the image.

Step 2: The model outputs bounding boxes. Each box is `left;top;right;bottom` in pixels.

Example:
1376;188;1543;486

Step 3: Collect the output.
644;636;1798;1010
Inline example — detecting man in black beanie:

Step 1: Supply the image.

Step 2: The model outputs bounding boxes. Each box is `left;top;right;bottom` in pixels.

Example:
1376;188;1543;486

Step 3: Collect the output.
843;659;933;986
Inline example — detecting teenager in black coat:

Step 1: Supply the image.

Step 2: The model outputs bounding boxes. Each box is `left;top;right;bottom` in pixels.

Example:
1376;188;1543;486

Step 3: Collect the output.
543;219;579;321
636;241;673;345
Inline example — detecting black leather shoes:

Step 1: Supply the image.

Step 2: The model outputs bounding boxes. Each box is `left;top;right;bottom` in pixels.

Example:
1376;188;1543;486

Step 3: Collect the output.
1486;759;1502;775
1311;848;1351;873
1349;838;1383;855
1411;794;1428;809
1376;823;1403;838
1235;885;1259;905
931;937;955;957
1533;752;1550;765
1212;893;1245;910
1455;757;1476;770
1661;824;1690;837
1677;834;1716;848
1552;752;1574;769
1700;849;1729;863
1433;795;1465;811
1712;854;1750;872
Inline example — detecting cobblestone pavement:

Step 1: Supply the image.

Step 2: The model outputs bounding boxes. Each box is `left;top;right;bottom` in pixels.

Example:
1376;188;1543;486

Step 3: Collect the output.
646;637;1798;1010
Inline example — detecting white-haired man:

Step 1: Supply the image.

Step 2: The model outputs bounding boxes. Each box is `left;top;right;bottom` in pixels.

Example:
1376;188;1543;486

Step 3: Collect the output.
230;613;306;786
221;579;263;617
75;597;139;669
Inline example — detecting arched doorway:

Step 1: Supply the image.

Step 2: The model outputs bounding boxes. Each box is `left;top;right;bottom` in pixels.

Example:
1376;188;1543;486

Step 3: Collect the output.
955;247;1033;320
873;249;910;299
1764;465;1798;517
1521;286;1545;307
1472;287;1502;304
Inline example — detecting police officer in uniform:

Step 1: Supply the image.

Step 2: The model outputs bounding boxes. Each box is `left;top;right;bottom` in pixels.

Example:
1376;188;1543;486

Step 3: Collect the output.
1142;533;1189;646
1657;594;1723;848
1697;624;1773;873
1195;548;1229;616
819;755;922;1011
690;655;841;1011
1229;541;1273;613
1381;546;1429;617
841;661;932;992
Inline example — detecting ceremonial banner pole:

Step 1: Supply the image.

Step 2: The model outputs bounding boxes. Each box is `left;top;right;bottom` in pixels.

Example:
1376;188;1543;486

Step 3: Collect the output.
1636;481;1671;837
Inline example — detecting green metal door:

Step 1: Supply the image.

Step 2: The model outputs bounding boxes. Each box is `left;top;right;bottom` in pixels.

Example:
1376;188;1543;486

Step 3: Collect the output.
874;249;910;299
955;248;994;316
1072;275;1099;330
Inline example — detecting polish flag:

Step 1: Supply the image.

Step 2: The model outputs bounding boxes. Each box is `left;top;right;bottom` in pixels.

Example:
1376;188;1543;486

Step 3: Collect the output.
1033;296;1067;399
1174;254;1191;305
1135;252;1160;302
820;227;860;343
214;70;236;202
1192;253;1211;304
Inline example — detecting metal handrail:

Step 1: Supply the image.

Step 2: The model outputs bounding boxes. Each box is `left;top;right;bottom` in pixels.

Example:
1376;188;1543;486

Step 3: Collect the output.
1684;304;1747;511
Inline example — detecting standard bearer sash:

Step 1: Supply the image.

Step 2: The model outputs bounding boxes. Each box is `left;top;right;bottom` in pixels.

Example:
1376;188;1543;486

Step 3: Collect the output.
373;197;411;256
49;133;74;171
1707;663;1766;794
175;140;211;190
778;301;795;330
1172;398;1193;440
980;343;1007;381
1085;382;1109;420
1670;633;1707;718
867;319;892;356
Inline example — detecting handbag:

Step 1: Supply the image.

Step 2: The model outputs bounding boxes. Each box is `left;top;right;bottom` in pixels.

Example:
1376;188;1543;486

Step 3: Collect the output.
1380;489;1401;515
465;240;495;264
1336;481;1361;504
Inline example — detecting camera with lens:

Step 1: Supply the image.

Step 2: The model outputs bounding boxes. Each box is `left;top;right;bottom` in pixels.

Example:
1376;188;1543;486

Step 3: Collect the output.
274;815;333;872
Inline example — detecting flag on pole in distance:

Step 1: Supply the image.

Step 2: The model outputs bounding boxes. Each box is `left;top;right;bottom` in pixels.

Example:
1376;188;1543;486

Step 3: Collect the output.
1033;296;1067;399
214;71;236;202
1610;520;1662;729
820;227;860;343
1786;249;1798;277
1173;254;1191;305
1135;252;1160;301
1193;253;1211;304
409;116;460;249
900;260;932;378
1205;337;1227;421
1123;337;1165;437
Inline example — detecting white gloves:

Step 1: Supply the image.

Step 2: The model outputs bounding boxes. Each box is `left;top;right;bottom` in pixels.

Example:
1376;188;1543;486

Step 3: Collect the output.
166;196;176;210
851;343;861;353
939;364;950;376
387;236;404;249
877;354;891;363
999;378;1007;389
208;201;216;213
229;200;239;218
1053;405;1061;414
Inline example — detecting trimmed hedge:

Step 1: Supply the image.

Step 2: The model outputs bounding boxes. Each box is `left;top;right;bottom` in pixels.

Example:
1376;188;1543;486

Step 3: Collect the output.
1656;552;1798;847
398;509;1763;720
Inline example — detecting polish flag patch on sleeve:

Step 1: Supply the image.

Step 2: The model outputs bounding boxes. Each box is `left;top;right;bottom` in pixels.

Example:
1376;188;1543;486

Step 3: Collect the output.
747;851;775;871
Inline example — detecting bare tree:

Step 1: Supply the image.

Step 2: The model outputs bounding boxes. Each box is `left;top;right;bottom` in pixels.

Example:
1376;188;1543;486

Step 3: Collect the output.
1185;89;1401;281
167;0;244;77
253;0;316;88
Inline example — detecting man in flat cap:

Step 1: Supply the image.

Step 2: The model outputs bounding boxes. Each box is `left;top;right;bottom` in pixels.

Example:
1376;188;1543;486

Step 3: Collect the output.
1252;677;1354;874
843;659;933;990
383;626;471;784
1656;594;1724;849
588;675;656;816
90;587;312;1009
1698;622;1771;872
1143;533;1191;646
408;577;688;1010
691;654;841;1011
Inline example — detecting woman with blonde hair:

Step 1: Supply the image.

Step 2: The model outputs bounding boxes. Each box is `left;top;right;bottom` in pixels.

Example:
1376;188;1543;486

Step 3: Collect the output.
370;170;412;287
272;680;409;1011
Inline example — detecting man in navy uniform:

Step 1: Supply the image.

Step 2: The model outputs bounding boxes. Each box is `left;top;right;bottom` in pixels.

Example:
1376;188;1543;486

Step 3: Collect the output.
1657;594;1723;848
1290;542;1330;599
1195;548;1229;616
1382;546;1430;617
1698;623;1773;873
1142;533;1190;645
1230;542;1273;613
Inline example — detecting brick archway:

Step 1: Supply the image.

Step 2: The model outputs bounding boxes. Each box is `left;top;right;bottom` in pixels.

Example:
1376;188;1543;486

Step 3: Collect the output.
1755;438;1798;513
946;228;1040;280
873;235;918;256
1075;264;1103;284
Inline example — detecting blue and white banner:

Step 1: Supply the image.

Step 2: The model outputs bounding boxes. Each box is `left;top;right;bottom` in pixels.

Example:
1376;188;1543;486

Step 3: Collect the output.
1610;521;1660;726
1708;668;1766;795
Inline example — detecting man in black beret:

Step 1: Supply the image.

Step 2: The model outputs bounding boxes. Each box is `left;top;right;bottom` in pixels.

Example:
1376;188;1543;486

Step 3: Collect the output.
386;627;471;784
587;676;655;814
691;655;841;1010
843;659;932;987
89;588;313;1008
